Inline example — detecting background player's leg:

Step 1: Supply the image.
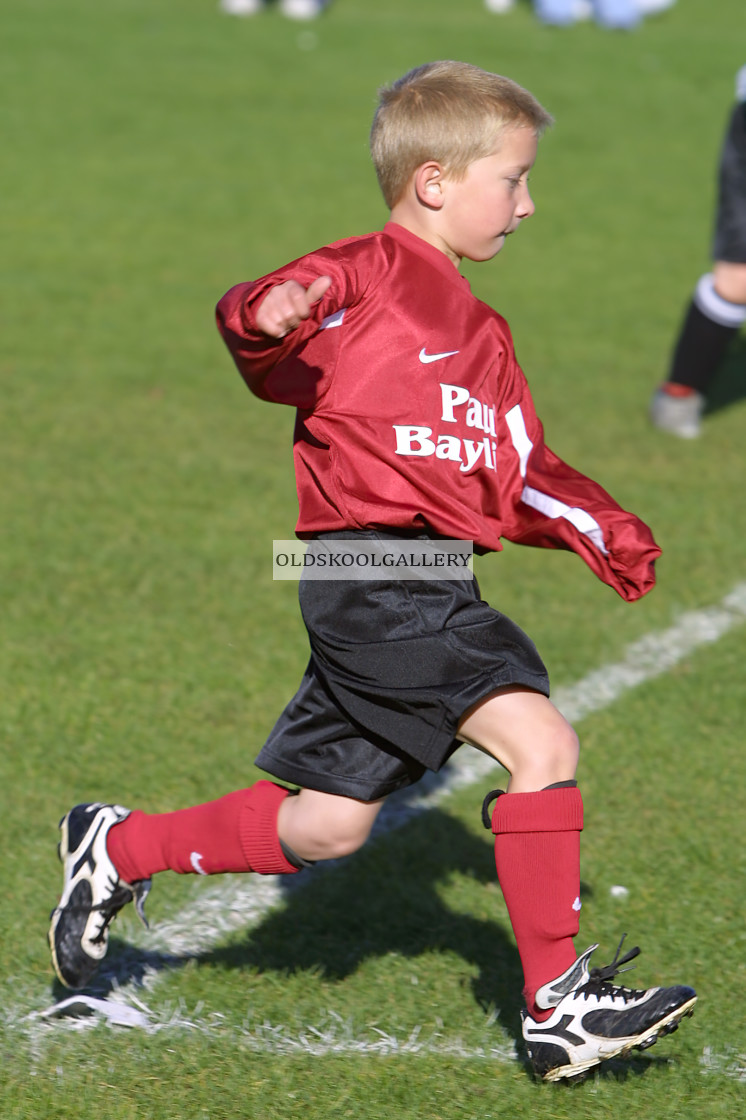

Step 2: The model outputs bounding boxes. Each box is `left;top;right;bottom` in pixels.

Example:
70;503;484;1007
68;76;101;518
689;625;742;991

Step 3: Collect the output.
665;268;745;393
650;266;746;438
712;259;746;304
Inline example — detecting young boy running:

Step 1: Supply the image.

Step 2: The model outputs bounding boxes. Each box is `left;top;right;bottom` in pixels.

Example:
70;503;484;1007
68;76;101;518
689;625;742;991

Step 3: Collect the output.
49;61;696;1082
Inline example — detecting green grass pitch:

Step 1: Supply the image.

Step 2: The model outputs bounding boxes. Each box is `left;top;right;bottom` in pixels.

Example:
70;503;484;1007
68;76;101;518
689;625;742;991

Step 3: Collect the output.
1;0;745;1116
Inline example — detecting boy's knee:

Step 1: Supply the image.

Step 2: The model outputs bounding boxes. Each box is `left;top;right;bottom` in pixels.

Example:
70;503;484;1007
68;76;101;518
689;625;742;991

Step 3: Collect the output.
315;814;374;859
278;789;383;863
529;716;579;783
519;712;577;784
554;721;580;767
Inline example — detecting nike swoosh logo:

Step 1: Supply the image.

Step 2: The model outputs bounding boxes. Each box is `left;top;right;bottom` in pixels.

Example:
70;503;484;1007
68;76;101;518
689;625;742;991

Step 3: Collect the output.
419;347;460;364
190;851;207;875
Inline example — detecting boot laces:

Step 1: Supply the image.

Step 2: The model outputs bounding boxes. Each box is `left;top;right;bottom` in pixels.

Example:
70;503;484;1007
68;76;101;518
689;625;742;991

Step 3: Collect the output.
579;934;647;1003
81;877;150;944
89;876;135;944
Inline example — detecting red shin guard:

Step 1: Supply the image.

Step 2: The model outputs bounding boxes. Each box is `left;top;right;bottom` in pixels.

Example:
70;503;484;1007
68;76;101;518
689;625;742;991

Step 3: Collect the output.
489;787;584;1019
107;781;299;881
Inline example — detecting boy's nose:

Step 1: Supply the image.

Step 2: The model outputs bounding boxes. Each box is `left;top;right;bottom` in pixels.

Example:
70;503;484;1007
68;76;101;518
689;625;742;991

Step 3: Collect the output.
517;188;535;218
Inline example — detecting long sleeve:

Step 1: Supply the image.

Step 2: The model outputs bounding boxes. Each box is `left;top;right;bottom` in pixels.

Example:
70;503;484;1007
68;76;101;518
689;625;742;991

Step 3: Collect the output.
215;238;384;406
497;379;660;602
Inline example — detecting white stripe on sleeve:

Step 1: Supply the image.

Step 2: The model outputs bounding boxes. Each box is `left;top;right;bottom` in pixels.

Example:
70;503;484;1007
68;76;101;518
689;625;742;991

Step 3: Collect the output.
505;404;609;556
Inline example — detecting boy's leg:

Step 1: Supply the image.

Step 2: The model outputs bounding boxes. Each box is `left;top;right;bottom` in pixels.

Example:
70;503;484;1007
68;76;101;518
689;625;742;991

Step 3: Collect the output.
277;788;385;863
460;687;696;1080
107;783;383;881
458;687;581;1016
109;782;301;881
49;782;383;989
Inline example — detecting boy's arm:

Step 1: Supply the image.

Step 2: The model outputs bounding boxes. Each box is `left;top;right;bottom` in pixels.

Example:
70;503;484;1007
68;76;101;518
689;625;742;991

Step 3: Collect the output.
215;244;363;404
497;382;661;603
216;275;332;404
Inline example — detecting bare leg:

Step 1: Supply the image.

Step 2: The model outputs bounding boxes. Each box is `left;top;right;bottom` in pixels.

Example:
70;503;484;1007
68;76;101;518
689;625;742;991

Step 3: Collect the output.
458;686;579;791
277;788;386;863
712;259;746;304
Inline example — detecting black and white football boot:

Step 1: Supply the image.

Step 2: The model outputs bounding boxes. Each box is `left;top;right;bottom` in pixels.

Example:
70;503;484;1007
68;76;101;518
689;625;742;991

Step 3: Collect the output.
49;803;151;989
522;937;697;1082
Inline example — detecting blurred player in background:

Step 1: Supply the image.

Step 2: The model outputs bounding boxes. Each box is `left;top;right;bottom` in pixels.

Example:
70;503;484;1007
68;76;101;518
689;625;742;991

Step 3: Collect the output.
219;0;328;19
484;0;676;31
650;66;746;438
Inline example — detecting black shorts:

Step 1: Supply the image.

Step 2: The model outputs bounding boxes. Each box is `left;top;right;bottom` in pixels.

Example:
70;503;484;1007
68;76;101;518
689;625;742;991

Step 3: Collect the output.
713;101;746;263
255;531;549;802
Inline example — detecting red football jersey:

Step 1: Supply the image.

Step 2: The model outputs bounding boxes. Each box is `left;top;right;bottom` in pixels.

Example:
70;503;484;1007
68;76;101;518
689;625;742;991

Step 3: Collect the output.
216;222;660;601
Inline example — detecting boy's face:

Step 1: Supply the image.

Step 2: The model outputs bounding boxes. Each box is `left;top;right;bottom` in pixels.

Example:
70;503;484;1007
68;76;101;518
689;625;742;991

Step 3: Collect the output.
438;127;538;265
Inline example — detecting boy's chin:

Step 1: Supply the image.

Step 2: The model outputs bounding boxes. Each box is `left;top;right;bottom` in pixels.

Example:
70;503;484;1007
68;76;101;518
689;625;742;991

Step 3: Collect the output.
469;236;507;262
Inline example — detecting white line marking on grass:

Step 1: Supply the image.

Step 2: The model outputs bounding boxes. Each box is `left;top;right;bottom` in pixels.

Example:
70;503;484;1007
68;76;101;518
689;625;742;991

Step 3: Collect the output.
230;1013;517;1061
32;1000;517;1060
19;582;746;1060
700;1045;746;1082
554;582;746;723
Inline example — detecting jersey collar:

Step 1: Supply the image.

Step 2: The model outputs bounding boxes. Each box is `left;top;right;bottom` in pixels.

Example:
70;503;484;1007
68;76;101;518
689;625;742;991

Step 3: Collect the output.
383;222;472;290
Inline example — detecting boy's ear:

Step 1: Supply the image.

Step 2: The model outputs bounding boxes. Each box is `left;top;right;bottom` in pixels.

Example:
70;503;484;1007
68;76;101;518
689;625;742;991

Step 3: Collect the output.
414;161;446;210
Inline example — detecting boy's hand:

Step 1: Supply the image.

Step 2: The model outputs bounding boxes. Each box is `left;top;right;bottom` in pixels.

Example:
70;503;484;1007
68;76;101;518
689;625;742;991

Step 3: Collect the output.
255;276;332;338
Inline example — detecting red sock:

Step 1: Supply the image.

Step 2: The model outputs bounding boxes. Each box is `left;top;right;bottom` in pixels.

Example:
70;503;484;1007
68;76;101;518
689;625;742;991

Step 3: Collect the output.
489;787;584;1020
107;781;299;881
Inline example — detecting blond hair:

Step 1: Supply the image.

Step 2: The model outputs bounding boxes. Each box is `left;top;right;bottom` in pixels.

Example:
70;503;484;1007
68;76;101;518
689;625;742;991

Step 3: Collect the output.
370;61;553;209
